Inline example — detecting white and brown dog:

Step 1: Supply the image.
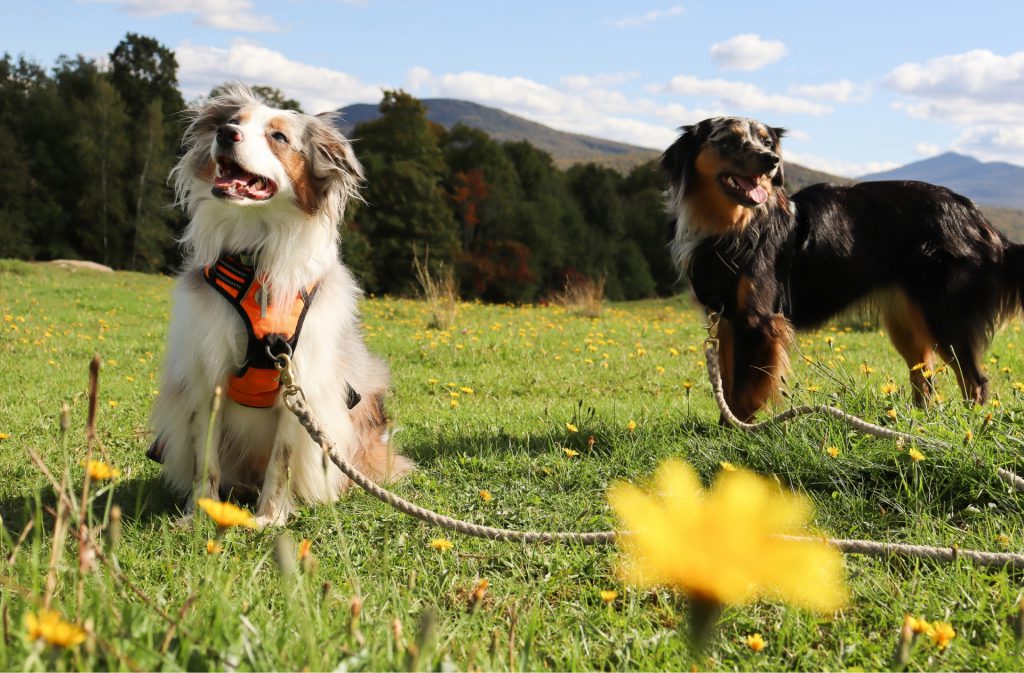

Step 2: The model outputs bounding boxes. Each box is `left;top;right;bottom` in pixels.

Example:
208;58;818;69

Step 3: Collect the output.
149;84;410;526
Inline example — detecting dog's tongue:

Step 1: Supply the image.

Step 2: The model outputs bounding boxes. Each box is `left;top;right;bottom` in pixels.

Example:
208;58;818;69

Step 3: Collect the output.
735;175;769;204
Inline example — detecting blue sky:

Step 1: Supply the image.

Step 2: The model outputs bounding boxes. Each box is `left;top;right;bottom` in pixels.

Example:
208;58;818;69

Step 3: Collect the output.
6;1;1024;175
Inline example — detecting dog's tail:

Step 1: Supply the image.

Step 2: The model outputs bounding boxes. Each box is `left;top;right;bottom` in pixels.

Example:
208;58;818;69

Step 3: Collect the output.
349;390;414;483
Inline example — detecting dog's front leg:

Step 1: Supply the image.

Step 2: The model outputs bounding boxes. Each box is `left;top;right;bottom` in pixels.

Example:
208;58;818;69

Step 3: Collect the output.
730;314;791;422
178;390;224;525
254;423;295;528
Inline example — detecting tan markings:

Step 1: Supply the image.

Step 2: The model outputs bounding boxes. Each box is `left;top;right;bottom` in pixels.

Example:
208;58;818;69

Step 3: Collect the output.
731;316;792;421
736;274;752;313
267;116;318;215
349;392;412;483
689;147;754;234
236;109;252;124
879;289;936;408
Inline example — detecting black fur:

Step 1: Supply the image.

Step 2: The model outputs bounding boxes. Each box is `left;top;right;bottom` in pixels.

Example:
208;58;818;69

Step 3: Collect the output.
663;116;1024;420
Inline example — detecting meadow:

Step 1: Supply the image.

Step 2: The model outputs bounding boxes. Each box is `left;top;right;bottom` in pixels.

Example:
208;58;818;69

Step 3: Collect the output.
2;258;1024;671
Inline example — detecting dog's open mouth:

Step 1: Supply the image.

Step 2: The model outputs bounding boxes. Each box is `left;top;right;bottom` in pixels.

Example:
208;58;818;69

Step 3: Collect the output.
720;174;769;206
213;158;277;201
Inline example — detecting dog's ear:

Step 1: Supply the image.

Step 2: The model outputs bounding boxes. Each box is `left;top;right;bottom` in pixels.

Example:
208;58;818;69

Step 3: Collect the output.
309;112;365;204
660;124;702;193
770;126;787;188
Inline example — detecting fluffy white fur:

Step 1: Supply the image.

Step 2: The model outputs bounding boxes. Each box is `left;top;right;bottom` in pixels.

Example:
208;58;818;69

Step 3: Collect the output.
151;85;410;526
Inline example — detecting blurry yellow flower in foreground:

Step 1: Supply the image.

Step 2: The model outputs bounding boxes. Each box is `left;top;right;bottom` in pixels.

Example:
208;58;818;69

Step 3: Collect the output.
85;459;121;481
928;621;956;649
745;633;766;652
608;460;847;612
429;538;454;551
196;498;256;530
25;609;86;648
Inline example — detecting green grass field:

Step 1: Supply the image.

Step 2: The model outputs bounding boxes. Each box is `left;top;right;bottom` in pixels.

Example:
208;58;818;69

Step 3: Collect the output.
3;258;1024;671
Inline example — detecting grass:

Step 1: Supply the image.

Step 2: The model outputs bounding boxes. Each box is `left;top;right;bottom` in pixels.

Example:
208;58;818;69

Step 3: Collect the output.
2;258;1024;670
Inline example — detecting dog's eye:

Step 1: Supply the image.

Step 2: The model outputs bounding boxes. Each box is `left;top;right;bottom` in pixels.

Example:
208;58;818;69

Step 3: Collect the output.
271;131;288;144
227;118;239;125
762;136;773;147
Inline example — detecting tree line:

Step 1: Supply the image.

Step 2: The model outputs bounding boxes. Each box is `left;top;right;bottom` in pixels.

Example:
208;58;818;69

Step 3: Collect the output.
0;34;679;301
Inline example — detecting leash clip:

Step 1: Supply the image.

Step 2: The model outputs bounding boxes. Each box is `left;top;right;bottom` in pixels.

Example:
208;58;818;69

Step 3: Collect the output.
704;310;721;352
271;350;307;411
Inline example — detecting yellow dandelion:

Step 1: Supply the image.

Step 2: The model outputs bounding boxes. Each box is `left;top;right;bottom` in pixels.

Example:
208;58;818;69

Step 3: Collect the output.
824;336;834;345
906;615;931;635
964;429;974;443
206;539;223;554
656;366;665;374
908;448;926;462
84;459;121;481
450;399;459;408
608;459;847;612
627;419;637;432
881;382;898;395
745;633;766;652
928;621;956;650
479;489;493;502
826;446;840;458
297;539;312;561
25;609;87;648
991;399;1002;408
0;433;9;440
886;408;898;420
427;378;439;384
860;363;874;374
600;590;618;604
669;347;680;357
563;447;580;458
911;362;926;372
108;400;119;408
429;538;454;551
683;381;694;391
566;422;578;433
460;387;474;394
196;498;256;529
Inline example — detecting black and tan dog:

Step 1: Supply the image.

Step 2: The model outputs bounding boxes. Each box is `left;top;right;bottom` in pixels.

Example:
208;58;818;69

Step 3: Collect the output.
662;116;1024;421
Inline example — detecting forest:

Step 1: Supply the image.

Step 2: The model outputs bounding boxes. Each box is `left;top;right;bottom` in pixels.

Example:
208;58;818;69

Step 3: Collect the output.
0;33;677;301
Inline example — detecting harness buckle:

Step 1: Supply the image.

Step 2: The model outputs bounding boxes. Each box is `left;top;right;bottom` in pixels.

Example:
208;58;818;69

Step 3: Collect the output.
704;310;721;352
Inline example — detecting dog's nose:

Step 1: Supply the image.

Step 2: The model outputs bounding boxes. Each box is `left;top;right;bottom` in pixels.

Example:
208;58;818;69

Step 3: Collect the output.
216;125;243;147
757;151;780;170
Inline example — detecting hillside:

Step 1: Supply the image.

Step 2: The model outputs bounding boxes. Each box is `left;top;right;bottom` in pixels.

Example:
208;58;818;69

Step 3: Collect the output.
859;152;1024;209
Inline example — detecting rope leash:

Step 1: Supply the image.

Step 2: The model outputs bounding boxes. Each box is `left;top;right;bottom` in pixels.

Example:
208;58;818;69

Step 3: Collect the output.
272;349;1024;568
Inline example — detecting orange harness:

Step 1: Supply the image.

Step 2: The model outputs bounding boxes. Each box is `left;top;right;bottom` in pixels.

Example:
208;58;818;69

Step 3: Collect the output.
204;254;319;408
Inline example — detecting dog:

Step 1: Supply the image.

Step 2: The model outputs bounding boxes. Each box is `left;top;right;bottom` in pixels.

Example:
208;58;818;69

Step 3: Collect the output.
149;84;410;526
662;116;1024;421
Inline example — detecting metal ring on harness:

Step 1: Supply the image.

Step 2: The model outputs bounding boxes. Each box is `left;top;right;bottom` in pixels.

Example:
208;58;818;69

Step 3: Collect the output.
266;339;293;363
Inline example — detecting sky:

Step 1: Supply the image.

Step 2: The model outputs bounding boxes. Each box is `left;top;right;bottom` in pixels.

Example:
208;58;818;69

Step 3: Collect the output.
5;1;1024;176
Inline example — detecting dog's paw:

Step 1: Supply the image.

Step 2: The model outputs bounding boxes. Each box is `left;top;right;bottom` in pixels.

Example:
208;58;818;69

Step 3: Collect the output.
253;508;291;528
173;513;195;529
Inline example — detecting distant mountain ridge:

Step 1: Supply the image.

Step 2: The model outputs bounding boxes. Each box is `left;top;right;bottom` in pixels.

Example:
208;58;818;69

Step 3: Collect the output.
859;152;1024;209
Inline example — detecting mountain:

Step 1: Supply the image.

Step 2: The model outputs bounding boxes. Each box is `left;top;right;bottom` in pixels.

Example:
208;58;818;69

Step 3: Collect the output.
859;152;1024;209
336;98;658;172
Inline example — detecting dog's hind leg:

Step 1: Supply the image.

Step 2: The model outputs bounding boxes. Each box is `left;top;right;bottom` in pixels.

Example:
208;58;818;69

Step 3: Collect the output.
937;343;989;406
730;316;791;422
879;290;936;408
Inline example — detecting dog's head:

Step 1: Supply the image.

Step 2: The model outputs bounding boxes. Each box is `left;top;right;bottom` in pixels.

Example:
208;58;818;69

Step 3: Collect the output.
661;117;786;212
173;84;363;221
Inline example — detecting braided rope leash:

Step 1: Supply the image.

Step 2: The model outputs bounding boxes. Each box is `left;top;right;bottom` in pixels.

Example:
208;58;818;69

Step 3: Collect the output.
273;353;1024;567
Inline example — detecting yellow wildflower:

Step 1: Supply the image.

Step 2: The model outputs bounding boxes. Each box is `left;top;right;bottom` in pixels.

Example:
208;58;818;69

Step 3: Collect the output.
719;461;737;472
479;489;493;502
826;446;840;458
206;539;223;554
928;621;956;650
745;633;766;652
991;399;1002;408
905;615;931;635
627;419;637;432
566;422;578;433
911;362;926;372
886;409;898;420
429;538;454;551
0;433;10;440
608;460;847;611
108;400;119;408
600;590;618;604
860;363;874;374
25;609;86;648
460;387;474;394
563;447;580;458
297;539;312;561
84;459;120;481
908;448;926;462
450;399;459;408
196;498;257;529
881;382;898;395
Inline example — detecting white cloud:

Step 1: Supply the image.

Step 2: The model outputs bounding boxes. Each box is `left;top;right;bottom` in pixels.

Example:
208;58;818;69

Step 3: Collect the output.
610;5;684;29
653;75;831;116
914;142;942;157
783;150;899;178
787;79;871;104
561;72;640;91
709;34;786;71
175;39;382;113
950;126;1024;164
90;0;279;33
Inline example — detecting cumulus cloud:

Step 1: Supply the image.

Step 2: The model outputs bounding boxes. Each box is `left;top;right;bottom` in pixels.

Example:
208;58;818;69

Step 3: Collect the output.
951;126;1024;164
914;142;942;157
404;67;719;149
561;72;640;91
610;5;685;29
175;39;382;113
709;34;787;71
653;75;831;116
787;79;871;104
90;0;279;33
783;150;899;178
